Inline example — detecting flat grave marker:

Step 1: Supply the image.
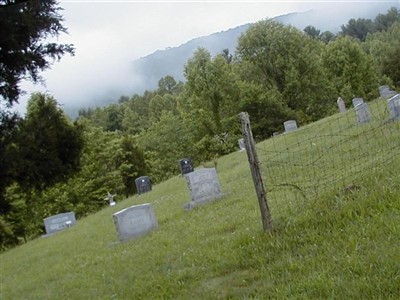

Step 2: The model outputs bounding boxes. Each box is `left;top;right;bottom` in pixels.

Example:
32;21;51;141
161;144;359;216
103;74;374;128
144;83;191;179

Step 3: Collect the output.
284;120;298;133
184;168;224;210
113;203;158;242
43;212;76;235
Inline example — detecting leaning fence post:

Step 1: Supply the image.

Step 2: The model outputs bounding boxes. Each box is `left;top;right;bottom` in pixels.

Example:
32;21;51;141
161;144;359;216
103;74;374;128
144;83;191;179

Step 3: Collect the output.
239;112;272;231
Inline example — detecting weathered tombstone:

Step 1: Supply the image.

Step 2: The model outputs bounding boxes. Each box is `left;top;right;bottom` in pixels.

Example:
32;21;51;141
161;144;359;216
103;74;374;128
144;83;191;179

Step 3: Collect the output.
179;158;194;175
337;97;346;113
43;212;76;235
184;168;224;210
379;85;397;98
355;102;371;124
352;97;364;108
283;120;298;133
113;203;158;242
387;94;400;120
238;138;246;151
135;176;152;195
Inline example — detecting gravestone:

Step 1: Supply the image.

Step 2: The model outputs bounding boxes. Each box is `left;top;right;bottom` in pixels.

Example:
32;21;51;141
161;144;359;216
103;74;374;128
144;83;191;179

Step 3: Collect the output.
135;176;152;195
352;97;364;108
387;94;400;120
184;168;224;210
238;138;246;151
283;120;298;133
379;85;396;98
113;203;158;242
355;102;371;124
43;212;76;235
337;97;346;113
179;158;194;175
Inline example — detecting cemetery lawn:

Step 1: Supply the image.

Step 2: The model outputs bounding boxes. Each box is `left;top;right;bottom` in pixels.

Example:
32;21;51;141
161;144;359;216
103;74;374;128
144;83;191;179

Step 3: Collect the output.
1;98;400;299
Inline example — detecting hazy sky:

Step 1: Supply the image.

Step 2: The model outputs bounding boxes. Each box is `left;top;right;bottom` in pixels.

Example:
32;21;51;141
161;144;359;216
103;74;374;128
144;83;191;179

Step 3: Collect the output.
15;0;399;116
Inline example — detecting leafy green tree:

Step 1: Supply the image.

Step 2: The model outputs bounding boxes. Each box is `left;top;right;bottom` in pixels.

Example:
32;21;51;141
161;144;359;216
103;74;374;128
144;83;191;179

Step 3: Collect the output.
373;7;400;32
183;48;240;137
322;36;379;103
157;75;181;95
0;110;19;214
14;93;84;190
238;81;295;140
304;25;321;39
139;111;194;182
0;0;74;105
365;22;400;86
319;31;336;44
236;20;335;121
340;18;374;41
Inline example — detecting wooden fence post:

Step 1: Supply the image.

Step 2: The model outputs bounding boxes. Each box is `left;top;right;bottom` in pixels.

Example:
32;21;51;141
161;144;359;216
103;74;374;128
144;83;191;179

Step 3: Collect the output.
239;112;272;231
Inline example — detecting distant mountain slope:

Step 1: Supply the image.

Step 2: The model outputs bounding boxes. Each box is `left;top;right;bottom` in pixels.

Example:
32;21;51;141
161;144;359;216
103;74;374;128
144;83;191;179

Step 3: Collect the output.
130;3;395;93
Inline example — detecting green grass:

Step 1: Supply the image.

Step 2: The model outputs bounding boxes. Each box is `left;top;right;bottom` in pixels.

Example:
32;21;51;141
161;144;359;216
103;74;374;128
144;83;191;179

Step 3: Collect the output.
1;98;400;299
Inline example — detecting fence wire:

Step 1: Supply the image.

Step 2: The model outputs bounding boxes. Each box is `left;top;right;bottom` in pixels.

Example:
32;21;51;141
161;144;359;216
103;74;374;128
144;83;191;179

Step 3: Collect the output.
252;96;400;218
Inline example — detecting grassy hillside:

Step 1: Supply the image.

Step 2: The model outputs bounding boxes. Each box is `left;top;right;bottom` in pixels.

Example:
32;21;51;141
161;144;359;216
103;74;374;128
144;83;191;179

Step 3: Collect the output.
1;98;400;299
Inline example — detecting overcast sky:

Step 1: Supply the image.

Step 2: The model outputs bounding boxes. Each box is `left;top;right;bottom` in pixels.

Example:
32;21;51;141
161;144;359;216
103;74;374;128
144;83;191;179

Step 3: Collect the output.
15;0;399;116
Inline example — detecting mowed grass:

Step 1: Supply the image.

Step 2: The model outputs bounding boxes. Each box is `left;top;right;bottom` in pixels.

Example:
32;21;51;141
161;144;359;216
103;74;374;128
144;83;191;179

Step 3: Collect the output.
1;98;400;299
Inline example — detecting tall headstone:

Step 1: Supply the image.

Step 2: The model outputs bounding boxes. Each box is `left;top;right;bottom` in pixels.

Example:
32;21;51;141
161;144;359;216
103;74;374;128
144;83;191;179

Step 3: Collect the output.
379;85;397;98
135;176;152;195
283;120;298;133
238;138;246;151
184;168;224;210
43;212;76;235
179;158;194;175
352;97;364;108
355;102;371;124
113;203;158;242
337;97;346;113
387;94;400;120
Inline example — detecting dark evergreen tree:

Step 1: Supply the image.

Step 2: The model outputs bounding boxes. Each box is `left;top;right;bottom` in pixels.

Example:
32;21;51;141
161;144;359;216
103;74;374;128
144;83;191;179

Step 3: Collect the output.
0;0;74;105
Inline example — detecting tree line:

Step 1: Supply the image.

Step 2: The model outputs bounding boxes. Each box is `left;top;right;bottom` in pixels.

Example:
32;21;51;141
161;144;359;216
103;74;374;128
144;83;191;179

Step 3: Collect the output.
0;1;399;250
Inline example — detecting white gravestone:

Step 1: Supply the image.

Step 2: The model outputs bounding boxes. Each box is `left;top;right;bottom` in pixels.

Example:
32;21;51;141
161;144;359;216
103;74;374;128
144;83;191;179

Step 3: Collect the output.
355;102;371;124
337;97;346;113
113;203;158;242
379;85;396;98
238;138;246;151
283;120;298;133
43;212;76;235
184;168;224;210
387;94;400;120
352;97;364;108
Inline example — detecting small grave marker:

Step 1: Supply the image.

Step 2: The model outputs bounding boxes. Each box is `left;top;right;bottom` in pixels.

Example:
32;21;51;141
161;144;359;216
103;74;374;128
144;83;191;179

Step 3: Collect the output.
238;138;246;151
387;94;400;120
283;120;298;133
184;168;224;210
135;176;152;195
113;203;158;242
379;85;396;98
43;212;76;235
179;158;194;175
337;97;346;113
352;97;364;108
355;102;371;124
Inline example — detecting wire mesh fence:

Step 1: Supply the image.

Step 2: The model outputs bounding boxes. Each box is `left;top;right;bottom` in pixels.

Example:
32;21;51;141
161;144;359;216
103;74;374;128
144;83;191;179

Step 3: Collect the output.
249;94;400;219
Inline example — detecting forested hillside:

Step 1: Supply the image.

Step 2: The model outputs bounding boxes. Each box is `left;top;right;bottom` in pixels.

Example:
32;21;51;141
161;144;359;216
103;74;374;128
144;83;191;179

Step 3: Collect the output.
1;6;399;250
